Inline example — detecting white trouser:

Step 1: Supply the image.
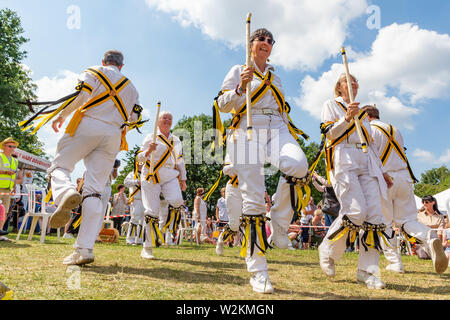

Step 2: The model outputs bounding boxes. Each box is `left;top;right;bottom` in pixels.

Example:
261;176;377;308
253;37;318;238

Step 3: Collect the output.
48;117;121;250
127;199;144;242
225;175;267;273
141;175;183;248
381;169;433;265
96;185;112;237
319;149;386;274
228;114;308;229
158;199;175;241
225;182;242;232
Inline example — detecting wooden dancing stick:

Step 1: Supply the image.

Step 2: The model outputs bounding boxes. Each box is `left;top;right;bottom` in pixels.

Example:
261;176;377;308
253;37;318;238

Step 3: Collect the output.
150;101;161;174
341;46;368;153
246;13;253;141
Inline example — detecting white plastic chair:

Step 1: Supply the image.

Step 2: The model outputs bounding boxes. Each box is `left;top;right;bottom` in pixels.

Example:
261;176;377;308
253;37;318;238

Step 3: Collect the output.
176;211;198;245
16;184;61;243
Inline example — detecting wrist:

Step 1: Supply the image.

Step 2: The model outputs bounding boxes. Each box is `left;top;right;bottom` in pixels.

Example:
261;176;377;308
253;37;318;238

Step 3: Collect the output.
236;84;246;96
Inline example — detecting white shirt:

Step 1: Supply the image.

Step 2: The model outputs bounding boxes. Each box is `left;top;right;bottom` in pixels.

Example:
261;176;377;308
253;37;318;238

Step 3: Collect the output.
60;65;140;129
137;129;187;181
370;119;409;173
193;197;207;221
217;62;286;115
216;197;229;222
321;97;373;145
124;171;141;200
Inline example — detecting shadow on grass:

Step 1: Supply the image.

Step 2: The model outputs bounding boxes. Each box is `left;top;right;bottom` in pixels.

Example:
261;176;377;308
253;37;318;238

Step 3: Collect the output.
157;257;245;270
386;283;450;295
81;265;246;285
0;241;32;248
274;288;352;300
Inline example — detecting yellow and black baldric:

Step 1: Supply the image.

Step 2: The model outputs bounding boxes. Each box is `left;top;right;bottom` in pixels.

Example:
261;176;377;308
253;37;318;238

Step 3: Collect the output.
128;185;141;204
19;67;147;151
229;174;239;187
212;68;309;149
371;123;418;183
324;102;370;174
239;214;272;258
145;134;175;184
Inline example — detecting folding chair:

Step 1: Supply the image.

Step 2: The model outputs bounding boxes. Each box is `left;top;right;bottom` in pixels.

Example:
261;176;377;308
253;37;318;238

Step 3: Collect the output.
16;184;61;243
176;211;198;245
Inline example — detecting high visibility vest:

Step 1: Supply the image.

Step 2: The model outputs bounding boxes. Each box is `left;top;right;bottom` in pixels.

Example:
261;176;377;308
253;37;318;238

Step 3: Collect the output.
0;153;18;190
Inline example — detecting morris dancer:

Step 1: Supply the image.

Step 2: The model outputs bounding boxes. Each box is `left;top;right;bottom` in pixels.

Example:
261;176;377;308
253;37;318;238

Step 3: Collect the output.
216;161;242;257
215;26;309;293
124;159;145;245
137;111;187;259
20;50;143;265
363;105;448;274
318;73;393;289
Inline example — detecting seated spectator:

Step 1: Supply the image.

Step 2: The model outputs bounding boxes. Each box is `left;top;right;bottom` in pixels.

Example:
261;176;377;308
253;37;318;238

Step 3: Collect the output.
288;220;302;250
310;209;326;247
416;195;446;259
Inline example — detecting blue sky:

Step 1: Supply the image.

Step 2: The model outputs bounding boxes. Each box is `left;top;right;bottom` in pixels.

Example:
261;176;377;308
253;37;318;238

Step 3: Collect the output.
2;0;449;181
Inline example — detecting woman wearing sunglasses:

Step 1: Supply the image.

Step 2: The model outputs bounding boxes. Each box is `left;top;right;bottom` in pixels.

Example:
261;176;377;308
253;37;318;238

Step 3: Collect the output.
216;28;309;293
413;196;449;268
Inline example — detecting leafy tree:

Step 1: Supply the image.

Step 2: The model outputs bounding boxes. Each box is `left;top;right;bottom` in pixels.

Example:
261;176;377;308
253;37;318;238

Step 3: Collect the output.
414;165;450;198
0;9;47;186
0;9;44;155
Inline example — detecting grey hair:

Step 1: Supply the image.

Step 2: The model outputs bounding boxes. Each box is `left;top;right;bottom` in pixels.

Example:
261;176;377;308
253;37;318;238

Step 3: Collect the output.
103;50;124;67
158;110;173;120
249;28;274;46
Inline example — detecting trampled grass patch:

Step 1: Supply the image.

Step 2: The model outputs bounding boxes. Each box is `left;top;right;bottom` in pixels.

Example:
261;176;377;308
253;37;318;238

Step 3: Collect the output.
1;234;448;300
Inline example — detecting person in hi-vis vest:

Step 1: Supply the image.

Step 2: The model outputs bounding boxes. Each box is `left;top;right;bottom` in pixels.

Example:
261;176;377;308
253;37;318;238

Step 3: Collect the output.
0;137;22;224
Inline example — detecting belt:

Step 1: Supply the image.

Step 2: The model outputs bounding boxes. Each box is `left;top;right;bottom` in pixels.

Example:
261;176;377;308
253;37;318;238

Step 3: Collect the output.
341;143;364;149
251;108;280;116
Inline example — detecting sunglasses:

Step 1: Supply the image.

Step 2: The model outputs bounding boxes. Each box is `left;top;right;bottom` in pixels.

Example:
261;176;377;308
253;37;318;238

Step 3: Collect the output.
423;200;433;204
5;145;16;149
255;36;275;45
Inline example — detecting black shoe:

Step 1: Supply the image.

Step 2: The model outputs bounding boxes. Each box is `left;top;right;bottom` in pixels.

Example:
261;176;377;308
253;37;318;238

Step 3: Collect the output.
0;230;9;236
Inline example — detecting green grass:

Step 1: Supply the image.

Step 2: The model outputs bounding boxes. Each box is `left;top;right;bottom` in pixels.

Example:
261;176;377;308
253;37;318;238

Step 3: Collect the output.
0;233;449;300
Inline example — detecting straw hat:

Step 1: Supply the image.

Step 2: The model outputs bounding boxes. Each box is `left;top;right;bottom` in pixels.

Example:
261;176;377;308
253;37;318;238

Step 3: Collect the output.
0;137;19;149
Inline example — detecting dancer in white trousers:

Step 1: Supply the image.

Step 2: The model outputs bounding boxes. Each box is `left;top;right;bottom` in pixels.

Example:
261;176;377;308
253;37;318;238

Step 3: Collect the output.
44;50;141;265
318;73;393;289
124;165;145;245
137;111;187;260
362;105;448;274
216;162;242;256
216;28;309;293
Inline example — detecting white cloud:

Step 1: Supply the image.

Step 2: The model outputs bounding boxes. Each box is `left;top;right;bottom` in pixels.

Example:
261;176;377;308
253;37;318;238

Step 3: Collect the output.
32;70;84;178
35;70;80;101
145;0;368;71
296;23;450;130
413;148;450;166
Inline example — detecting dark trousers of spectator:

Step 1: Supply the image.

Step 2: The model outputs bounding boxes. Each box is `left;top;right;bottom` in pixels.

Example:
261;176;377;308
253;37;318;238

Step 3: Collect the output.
113;217;123;231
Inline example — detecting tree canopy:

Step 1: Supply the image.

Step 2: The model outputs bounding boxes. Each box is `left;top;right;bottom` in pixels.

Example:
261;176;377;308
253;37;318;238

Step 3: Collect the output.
414;165;450;198
0;9;44;156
